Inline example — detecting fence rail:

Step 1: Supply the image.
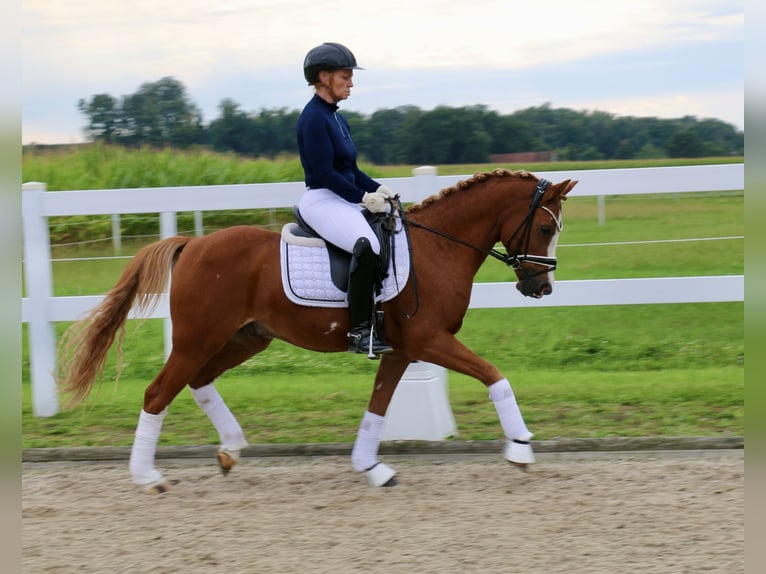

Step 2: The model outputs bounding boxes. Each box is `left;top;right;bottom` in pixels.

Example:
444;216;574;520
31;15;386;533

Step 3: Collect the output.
22;164;745;417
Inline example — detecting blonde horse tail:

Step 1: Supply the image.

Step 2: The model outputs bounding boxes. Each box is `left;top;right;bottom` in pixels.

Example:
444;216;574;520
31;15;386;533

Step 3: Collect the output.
57;236;191;406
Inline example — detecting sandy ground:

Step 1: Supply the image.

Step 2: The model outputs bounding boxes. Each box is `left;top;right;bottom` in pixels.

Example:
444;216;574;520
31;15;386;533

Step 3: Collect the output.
22;450;743;574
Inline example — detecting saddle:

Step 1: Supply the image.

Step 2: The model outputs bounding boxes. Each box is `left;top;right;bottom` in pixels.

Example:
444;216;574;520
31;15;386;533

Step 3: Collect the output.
289;206;396;292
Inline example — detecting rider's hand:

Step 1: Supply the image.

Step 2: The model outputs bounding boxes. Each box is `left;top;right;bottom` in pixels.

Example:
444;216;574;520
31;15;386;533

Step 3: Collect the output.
361;192;387;213
375;185;397;199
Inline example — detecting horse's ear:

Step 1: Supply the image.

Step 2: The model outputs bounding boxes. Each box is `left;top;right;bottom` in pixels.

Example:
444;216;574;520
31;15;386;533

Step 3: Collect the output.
555;179;577;200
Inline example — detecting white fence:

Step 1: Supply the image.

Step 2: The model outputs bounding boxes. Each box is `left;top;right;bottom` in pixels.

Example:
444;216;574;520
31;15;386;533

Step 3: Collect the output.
22;164;744;417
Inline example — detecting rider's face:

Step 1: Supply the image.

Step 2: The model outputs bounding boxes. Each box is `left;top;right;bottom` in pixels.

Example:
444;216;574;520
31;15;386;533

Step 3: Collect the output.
324;69;354;103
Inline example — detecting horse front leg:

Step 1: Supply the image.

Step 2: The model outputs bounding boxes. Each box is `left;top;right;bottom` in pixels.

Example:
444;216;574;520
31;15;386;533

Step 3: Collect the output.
419;332;535;469
351;353;410;486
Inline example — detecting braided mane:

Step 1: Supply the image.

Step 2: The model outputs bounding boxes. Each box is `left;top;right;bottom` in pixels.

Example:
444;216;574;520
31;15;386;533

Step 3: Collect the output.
406;168;537;213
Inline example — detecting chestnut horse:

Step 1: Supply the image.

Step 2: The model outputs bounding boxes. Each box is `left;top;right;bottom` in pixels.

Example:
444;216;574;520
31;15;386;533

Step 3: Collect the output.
57;169;576;493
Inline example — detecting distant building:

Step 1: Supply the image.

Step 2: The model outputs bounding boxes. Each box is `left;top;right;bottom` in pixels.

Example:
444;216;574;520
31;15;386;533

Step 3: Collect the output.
489;151;558;163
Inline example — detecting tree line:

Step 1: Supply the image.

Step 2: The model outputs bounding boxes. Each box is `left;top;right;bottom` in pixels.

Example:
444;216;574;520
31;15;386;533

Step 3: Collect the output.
78;76;744;164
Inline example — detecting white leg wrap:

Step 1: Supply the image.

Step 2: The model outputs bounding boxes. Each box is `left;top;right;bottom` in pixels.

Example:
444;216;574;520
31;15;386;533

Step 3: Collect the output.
191;383;248;452
488;379;533;442
129;408;168;487
351;411;386;472
504;439;536;465
364;462;397;487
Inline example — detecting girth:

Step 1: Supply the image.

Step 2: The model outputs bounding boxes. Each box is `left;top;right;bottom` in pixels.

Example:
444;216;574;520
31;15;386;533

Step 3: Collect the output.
290;206;394;292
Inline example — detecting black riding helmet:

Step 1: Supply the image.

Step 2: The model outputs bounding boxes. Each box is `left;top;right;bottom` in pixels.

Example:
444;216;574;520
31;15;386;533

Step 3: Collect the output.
303;42;364;84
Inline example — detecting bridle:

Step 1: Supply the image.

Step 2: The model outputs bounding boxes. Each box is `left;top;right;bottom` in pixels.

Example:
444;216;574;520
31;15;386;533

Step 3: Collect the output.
395;178;561;275
391;178;562;318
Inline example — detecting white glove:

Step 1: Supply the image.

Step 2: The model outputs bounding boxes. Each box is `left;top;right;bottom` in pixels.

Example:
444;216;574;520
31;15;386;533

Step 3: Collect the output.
376;184;397;199
361;191;387;213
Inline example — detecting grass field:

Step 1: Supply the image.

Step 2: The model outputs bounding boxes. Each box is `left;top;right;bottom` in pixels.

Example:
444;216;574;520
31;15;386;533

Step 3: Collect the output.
21;153;744;448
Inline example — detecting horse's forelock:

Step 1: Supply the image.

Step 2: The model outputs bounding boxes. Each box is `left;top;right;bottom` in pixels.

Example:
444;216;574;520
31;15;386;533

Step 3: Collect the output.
406;168;536;213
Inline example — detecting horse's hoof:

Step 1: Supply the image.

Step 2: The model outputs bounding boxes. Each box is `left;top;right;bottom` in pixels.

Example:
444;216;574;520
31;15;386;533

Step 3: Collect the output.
508;461;529;473
364;462;397;487
503;439;536;467
382;475;398;487
146;482;170;495
216;450;238;476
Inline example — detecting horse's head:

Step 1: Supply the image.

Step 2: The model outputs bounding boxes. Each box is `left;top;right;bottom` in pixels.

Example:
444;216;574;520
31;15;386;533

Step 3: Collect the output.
501;177;577;299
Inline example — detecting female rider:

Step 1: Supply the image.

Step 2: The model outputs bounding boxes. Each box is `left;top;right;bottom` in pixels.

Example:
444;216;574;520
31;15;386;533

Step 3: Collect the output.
296;42;396;356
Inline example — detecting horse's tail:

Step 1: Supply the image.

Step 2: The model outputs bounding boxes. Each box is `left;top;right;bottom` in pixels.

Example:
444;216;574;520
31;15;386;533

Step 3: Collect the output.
57;236;191;406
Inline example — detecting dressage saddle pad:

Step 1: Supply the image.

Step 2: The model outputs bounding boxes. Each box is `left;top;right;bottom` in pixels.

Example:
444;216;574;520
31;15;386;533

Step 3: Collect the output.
280;221;410;308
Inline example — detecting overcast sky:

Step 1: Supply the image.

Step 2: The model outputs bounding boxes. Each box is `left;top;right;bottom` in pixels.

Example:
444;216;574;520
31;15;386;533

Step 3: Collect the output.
22;0;744;145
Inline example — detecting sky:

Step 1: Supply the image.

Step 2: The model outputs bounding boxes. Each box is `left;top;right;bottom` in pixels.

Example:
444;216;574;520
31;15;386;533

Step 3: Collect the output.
21;0;744;145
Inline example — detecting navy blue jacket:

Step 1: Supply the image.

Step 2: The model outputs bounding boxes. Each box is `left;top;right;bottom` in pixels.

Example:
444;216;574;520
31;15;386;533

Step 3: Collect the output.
296;94;379;203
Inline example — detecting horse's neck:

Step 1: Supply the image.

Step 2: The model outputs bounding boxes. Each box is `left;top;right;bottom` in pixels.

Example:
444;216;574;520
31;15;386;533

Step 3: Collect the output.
408;190;506;279
414;191;502;251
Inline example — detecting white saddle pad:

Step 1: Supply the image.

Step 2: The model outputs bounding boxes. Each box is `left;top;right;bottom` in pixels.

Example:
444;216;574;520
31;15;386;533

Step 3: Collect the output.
280;221;410;308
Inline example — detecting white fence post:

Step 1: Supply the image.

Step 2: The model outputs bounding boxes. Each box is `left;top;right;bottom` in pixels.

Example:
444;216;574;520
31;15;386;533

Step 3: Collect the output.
111;214;122;252
598;195;606;226
412;165;439;201
159;212;177;360
22;183;59;417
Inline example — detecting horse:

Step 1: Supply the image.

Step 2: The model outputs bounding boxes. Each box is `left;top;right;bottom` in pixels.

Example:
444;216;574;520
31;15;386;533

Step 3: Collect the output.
57;168;577;493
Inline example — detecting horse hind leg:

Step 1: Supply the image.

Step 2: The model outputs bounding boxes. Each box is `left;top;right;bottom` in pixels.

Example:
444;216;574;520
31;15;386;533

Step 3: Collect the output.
189;383;246;476
129;349;214;494
188;324;273;477
130;408;170;494
190;383;246;476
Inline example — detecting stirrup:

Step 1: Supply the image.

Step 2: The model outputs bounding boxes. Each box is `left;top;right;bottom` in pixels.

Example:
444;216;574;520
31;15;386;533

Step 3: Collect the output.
347;327;392;357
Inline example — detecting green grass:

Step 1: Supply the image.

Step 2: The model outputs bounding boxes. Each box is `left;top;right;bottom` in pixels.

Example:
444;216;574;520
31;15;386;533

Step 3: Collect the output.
23;144;742;191
22;301;744;447
22;367;742;448
21;151;745;448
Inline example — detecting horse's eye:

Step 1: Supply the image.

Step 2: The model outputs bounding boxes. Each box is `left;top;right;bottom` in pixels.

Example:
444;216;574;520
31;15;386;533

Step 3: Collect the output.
540;225;553;236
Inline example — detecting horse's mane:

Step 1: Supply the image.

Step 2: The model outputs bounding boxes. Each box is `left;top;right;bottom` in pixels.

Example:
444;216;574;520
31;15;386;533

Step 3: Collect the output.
405;168;537;213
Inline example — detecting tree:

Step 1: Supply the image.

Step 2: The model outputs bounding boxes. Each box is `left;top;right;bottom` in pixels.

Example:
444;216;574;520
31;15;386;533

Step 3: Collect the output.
77;79;744;162
251;107;300;157
667;129;704;158
80;77;205;148
209;99;256;155
366;107;416;164
78;94;120;143
122;77;205;147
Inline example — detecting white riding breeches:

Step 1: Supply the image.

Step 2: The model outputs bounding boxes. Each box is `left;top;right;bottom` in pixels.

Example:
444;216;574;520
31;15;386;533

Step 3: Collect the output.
298;187;381;254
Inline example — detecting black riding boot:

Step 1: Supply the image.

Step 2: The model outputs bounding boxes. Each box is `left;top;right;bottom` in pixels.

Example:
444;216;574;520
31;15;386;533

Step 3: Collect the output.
347;237;393;357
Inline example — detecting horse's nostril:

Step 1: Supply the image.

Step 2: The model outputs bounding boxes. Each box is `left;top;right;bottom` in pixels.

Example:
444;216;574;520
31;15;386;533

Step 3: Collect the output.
541;284;552;296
